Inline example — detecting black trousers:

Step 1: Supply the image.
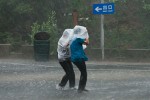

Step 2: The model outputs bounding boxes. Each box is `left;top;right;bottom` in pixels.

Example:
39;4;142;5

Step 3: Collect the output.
59;59;75;88
73;60;87;91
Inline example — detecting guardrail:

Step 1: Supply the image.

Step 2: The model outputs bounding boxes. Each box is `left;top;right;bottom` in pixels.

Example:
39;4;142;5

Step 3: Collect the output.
0;44;150;61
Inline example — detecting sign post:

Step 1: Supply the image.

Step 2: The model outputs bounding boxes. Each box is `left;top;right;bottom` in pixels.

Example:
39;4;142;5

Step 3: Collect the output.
101;9;105;60
93;2;115;60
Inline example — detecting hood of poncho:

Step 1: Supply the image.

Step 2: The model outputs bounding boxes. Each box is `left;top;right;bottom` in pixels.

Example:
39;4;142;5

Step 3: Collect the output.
58;29;74;47
73;25;89;39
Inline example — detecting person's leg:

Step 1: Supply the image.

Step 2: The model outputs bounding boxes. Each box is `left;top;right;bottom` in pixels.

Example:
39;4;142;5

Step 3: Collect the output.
66;60;75;88
59;61;69;87
73;61;87;91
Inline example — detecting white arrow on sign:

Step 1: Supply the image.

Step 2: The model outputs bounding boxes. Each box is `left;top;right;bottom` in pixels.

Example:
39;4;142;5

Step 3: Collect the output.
95;7;102;12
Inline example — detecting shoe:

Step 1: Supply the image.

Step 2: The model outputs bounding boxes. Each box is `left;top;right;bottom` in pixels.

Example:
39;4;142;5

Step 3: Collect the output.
83;89;89;92
69;87;77;90
56;84;64;90
77;89;89;93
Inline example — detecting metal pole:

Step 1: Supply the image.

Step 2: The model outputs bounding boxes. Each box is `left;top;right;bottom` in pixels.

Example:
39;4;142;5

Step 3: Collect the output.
101;0;105;60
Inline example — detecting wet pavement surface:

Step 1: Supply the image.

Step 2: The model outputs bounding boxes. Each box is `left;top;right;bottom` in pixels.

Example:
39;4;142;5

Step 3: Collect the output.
0;59;150;100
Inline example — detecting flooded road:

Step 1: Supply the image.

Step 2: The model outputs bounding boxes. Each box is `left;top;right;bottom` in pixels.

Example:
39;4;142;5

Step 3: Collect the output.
0;61;150;100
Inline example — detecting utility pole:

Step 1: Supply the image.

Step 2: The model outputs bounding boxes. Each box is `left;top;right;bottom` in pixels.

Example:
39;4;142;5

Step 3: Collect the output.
101;0;105;60
72;9;78;26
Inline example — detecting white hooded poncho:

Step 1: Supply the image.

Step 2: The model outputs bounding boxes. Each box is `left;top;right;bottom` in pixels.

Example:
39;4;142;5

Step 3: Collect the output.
57;29;74;61
72;25;89;49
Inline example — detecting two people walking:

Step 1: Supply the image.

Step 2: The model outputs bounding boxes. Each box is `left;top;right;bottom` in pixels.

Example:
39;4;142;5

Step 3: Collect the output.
57;25;89;93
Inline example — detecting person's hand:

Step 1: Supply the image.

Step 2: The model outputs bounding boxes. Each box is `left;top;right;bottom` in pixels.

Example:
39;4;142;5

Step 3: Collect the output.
84;38;89;45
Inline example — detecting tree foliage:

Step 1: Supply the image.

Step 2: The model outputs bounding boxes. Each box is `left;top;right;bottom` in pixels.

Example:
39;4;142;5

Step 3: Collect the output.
104;0;150;49
0;0;150;51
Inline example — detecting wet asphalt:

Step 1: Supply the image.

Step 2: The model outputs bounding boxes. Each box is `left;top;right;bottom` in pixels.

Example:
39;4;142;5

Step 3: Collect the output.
0;59;150;100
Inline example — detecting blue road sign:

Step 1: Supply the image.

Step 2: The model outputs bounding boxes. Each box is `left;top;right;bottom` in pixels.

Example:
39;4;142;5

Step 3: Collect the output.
93;3;115;14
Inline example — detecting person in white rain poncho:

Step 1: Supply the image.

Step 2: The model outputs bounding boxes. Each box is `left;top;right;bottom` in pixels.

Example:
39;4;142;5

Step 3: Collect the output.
56;29;75;90
70;25;89;93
